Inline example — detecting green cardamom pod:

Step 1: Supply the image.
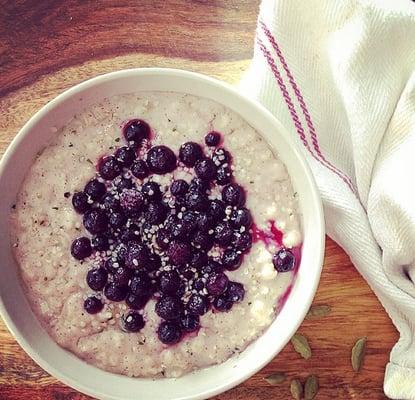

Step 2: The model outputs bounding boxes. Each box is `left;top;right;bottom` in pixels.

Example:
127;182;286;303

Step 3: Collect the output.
290;379;303;400
304;375;319;400
264;372;286;385
351;337;367;372
305;304;331;319
291;333;312;359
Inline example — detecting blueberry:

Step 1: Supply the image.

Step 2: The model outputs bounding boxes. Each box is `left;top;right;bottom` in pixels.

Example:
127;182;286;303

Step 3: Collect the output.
206;272;229;296
113;243;128;262
104;283;128;302
222;248;242;271
142;181;162;200
101;193;120;211
163;214;178;231
213;295;233;312
201;259;223;275
83;209;108;234
86;267;108;291
124;119;151;145
104;257;124;274
174;195;186;208
212;148;231;166
72;192;90;213
181;211;199;232
159;271;181;295
156;228;171;250
91;235;109;251
225;281;245;302
129;271;152;296
194;158;217;181
232;232;252;253
122;311;145;332
272;248;295;272
185;191;209;212
214;222;233;247
125;292;149;310
84;179;106;201
158;320;182;344
179;266;195;281
170;179;189;197
222;184;245;207
205;131;221;147
216;165;232;185
71;237;92;260
117;231;133;249
196;212;215;231
191;230;213;251
230;208;252;228
120;189;144;215
109;211;127;229
119;225;141;243
113;266;132;286
189;177;209;193
208;199;225;221
166;241;192;266
115;146;136;167
179;142;203;167
186;294;209;316
129;222;142;234
170;221;189;240
125;241;150;269
130;159;149;179
192;278;205;291
177;282;187;298
116;177;133;192
99;156;122;180
147;145;177;174
155;295;183;320
146;253;162;272
181;314;200;333
145;201;168;225
84;296;104;314
190;251;208;269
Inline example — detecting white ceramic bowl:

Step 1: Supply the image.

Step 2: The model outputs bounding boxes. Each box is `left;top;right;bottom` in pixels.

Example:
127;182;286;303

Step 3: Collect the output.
0;68;324;400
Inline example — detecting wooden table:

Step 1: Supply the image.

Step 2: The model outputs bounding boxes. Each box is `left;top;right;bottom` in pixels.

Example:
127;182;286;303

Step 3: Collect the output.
0;1;398;399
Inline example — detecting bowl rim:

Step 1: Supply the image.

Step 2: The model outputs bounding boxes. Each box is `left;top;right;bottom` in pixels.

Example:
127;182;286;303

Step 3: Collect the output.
0;67;325;400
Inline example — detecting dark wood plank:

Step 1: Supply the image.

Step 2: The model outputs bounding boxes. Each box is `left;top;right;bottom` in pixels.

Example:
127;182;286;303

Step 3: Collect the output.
0;0;259;97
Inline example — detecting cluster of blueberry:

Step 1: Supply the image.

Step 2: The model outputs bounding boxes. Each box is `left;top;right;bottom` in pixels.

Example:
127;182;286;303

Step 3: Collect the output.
70;120;252;344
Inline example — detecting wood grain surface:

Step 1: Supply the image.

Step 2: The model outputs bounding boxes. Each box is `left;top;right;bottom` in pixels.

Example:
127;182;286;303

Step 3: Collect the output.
0;1;398;399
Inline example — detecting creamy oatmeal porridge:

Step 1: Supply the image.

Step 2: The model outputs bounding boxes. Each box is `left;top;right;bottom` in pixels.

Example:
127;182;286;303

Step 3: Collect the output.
10;92;302;378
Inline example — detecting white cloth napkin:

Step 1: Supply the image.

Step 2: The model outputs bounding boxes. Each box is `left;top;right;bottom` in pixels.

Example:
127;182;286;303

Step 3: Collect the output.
240;0;415;398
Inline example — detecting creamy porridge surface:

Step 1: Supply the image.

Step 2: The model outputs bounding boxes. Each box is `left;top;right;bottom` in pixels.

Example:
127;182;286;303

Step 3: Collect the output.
10;92;302;378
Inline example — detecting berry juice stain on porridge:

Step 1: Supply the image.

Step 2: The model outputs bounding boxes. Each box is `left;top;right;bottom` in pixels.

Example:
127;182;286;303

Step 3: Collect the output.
10;92;302;378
